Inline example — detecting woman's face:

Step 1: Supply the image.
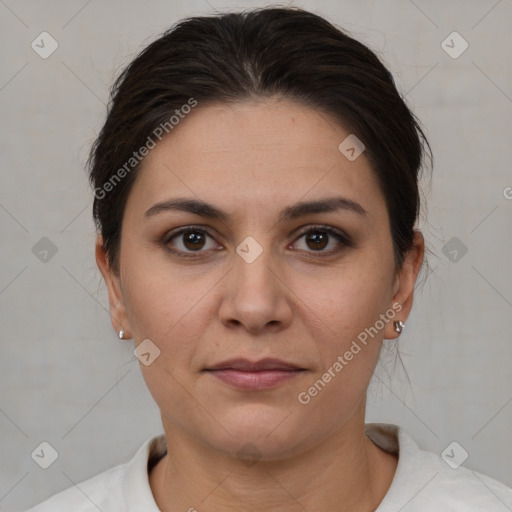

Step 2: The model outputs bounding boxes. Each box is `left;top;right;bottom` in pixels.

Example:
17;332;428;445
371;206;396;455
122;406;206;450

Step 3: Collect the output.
98;98;423;459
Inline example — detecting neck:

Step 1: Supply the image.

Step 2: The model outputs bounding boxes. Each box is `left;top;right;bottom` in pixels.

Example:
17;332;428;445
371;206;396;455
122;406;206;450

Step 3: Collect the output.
149;409;397;512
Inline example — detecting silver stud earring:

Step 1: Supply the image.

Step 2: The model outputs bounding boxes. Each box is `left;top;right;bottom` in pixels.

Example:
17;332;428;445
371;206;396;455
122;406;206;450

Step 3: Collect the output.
118;329;125;340
394;320;404;335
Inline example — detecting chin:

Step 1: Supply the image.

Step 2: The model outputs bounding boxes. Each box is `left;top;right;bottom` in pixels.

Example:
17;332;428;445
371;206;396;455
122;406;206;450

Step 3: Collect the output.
200;404;308;459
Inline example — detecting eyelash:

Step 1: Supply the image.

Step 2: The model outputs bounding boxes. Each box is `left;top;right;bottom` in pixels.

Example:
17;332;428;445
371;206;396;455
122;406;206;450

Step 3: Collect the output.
162;224;352;259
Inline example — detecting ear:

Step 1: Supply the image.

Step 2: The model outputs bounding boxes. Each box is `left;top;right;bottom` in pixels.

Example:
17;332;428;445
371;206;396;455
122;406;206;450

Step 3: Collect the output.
95;235;132;339
384;230;425;340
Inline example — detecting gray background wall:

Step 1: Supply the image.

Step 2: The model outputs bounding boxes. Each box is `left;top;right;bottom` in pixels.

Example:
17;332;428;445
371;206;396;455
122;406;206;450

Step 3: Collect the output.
1;0;511;510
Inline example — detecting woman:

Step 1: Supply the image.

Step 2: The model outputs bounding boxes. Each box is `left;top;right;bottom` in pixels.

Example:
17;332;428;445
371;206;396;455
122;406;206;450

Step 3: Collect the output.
27;6;512;511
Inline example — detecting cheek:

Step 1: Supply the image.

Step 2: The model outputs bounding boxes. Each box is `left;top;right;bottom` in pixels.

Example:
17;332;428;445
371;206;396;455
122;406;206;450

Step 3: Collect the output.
294;276;389;423
121;248;202;337
296;251;394;385
121;265;214;418
305;256;393;337
121;257;222;372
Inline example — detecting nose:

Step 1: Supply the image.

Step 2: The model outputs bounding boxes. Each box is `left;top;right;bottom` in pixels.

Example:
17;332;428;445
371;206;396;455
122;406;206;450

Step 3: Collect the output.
218;242;293;334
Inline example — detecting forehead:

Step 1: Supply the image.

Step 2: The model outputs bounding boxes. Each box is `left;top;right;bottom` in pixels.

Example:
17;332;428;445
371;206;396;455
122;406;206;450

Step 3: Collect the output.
125;98;386;223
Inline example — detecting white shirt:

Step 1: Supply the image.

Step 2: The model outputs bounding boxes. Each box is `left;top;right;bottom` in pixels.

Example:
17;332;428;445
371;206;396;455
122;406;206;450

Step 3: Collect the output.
25;423;512;511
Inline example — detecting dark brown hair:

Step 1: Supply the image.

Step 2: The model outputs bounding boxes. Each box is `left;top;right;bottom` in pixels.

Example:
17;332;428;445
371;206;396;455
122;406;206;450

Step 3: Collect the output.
88;6;432;273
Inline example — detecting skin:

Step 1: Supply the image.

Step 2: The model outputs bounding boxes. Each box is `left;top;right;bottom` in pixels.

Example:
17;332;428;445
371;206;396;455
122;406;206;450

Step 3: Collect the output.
96;97;424;512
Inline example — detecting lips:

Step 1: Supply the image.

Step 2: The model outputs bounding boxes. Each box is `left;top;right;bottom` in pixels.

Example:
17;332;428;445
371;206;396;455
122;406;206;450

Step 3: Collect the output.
204;357;305;372
204;358;307;391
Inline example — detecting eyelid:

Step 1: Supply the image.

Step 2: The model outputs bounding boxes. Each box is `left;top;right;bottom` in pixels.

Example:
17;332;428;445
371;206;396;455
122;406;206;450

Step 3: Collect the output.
163;224;216;243
292;223;351;243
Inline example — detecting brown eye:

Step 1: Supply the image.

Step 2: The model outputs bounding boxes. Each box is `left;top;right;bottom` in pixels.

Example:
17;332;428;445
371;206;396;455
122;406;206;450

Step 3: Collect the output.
181;230;206;251
164;227;219;256
292;225;351;255
304;230;329;251
163;224;351;259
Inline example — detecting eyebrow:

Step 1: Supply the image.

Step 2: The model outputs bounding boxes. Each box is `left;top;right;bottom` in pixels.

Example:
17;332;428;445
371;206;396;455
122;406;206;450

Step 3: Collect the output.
144;196;367;222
